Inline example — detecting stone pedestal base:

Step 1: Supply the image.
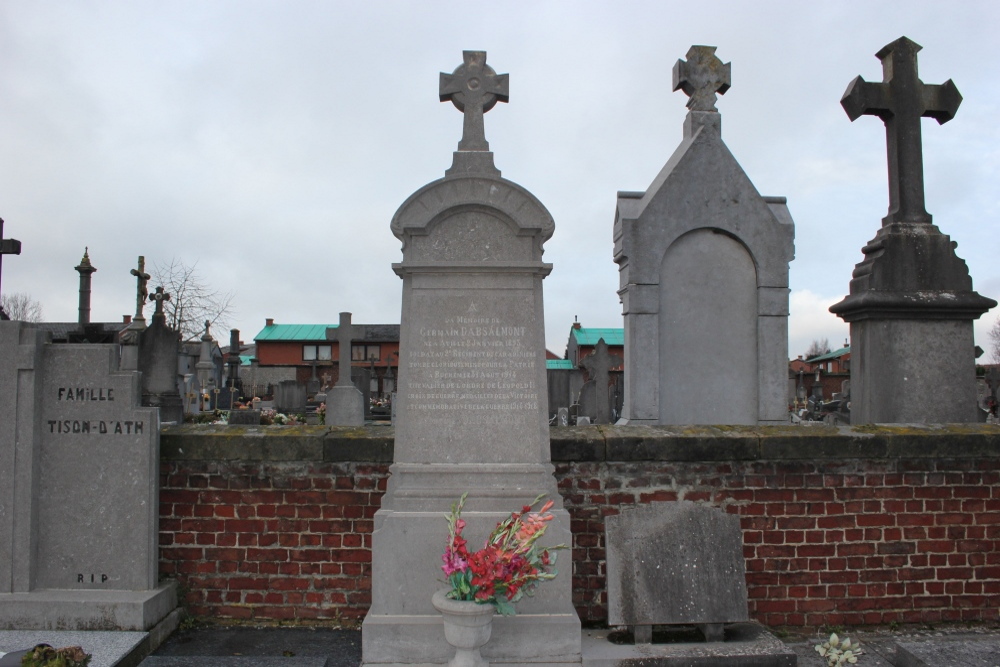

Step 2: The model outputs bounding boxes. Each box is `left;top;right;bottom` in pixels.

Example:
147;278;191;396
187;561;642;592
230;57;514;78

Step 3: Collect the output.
850;318;978;424
326;385;364;426
0;581;177;631
363;464;581;666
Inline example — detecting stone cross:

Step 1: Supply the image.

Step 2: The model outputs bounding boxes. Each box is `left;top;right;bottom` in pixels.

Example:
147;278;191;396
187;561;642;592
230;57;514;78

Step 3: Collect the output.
0;217;23;321
673;45;731;112
440;51;509;151
579;338;623;424
149;286;171;322
841;37;962;225
130;255;151;324
336;311;354;388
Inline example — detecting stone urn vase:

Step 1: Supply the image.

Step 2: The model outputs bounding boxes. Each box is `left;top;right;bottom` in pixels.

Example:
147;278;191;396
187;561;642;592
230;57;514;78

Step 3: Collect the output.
431;589;496;667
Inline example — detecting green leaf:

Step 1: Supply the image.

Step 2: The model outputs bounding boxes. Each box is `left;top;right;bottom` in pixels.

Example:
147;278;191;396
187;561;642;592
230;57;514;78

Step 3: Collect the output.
493;596;516;616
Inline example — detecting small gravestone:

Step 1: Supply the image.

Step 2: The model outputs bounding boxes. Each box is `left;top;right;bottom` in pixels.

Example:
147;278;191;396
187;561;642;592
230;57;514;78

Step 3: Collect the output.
326;312;364;425
0;320;176;630
557;407;569;427
579;338;622;425
606;501;748;644
138;286;183;424
227;409;261;425
274;379;307;413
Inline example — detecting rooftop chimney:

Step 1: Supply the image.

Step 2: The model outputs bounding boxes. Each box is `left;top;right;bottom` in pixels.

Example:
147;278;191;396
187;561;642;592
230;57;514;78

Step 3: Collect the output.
266;318;274;327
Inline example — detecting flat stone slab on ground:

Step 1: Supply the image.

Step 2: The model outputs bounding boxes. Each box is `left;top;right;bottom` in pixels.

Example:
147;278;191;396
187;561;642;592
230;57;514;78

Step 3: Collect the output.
0;630;148;667
146;627;360;667
894;637;1000;666
581;624;796;667
141;658;329;667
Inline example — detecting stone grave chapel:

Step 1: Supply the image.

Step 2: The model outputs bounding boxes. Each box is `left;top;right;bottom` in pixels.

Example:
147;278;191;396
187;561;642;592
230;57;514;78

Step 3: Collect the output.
614;46;795;426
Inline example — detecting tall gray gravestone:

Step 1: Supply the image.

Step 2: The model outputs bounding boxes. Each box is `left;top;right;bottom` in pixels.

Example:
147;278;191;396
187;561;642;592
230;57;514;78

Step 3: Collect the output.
830;37;996;423
363;51;580;666
0;320;176;631
614;46;795;426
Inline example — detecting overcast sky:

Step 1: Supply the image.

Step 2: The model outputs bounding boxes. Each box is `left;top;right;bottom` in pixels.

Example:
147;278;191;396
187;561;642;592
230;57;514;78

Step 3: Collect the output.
1;1;997;359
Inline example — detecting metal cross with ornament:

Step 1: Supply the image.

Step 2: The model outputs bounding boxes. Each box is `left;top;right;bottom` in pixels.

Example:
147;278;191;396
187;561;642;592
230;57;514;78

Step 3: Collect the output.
0;217;23;321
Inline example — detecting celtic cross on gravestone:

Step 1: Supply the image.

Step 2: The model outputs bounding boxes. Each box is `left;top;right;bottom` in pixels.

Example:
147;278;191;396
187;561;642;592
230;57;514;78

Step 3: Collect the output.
149;286;171;323
673;45;731;112
439;51;509;152
841;36;962;226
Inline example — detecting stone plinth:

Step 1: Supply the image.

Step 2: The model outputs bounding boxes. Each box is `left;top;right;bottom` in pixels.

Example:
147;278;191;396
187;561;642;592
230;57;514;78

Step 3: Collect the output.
614;46;794;426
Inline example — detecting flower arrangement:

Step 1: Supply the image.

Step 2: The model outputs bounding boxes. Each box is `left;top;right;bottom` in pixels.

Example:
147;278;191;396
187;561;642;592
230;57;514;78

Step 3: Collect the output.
317;402;326;425
814;633;863;666
259;409;303;426
20;643;92;667
441;492;565;616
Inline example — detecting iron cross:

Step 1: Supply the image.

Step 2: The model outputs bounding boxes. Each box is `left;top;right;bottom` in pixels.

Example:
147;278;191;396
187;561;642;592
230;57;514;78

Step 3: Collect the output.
440;51;509;151
130;255;151;323
0;217;23;321
841;37;962;226
673;46;731;112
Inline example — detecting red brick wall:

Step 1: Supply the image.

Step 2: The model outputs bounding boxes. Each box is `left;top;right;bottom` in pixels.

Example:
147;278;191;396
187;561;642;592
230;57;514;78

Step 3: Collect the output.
159;461;387;623
158;429;1000;629
555;458;999;627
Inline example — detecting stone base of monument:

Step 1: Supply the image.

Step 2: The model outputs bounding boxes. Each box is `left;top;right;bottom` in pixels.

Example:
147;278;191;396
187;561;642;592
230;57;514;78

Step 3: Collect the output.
581;624;796;667
0;582;177;632
325;385;364;426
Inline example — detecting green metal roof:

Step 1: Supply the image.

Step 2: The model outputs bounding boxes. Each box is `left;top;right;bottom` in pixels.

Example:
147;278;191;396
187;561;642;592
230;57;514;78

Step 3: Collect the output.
239;355;254;366
571;327;624;347
546;359;575;370
805;345;850;363
254;324;337;341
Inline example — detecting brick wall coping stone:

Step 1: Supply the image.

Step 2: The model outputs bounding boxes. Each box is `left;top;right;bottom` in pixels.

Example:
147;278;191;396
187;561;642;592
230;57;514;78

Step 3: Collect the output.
160;423;1000;463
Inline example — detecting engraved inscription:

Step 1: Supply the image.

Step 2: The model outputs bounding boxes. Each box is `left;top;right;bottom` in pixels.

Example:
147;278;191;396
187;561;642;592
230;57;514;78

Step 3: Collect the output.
408;308;540;423
78;573;109;584
48;420;144;434
58;387;115;401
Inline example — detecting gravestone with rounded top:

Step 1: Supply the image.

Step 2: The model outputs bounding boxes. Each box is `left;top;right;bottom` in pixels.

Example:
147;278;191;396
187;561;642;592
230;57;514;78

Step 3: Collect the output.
0;320;176;631
614;45;795;426
362;51;580;667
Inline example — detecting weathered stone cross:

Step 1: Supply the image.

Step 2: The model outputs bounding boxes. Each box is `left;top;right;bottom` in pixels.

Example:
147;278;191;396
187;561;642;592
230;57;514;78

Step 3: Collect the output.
580;338;623;425
130;255;151;324
336;311;354;388
0;217;23;321
673;45;731;112
149;286;171;322
841;36;962;226
440;51;509;151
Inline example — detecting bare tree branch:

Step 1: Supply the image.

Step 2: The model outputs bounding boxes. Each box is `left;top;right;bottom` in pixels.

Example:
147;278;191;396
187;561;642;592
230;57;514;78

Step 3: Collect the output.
0;292;43;322
151;259;236;342
990;314;1000;365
